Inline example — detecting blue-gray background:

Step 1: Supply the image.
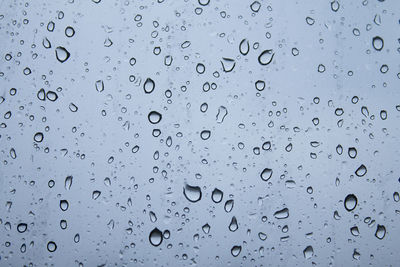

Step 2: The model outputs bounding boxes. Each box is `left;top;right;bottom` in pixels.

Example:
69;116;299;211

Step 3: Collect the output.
0;0;399;266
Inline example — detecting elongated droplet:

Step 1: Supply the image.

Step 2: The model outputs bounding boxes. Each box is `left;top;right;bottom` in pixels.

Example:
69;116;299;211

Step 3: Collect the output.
149;228;163;246
344;194;357;211
258;49;274;65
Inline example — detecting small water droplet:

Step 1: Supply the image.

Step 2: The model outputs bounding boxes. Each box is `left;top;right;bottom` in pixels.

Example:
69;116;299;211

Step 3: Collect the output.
355;165;367;177
55;46;70;63
239;39;250;55
224;199;234;212
228;216;238;232
260;168;273;181
47;241;57;252
375;224;386;239
211;188;223;203
231;245;242;257
372;36;384;51
274;208;289;219
258;49;274;65
60;200;69;211
303;245;314;259
148;111;162;124
143;78;155;94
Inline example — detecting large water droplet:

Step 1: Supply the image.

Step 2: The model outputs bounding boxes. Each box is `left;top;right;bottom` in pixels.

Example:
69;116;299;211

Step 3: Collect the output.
200;130;211;140
344;194;357;211
202;223;210;234
34;132;44;143
183;184;202;203
55;46;70;63
149;228;163;246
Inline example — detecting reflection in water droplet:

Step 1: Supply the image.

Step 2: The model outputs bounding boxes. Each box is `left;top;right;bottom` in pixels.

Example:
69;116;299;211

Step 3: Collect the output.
211;188;223;203
260;168;273;181
55;46;70;63
344;194;357;211
183;184;202;203
149;228;163;246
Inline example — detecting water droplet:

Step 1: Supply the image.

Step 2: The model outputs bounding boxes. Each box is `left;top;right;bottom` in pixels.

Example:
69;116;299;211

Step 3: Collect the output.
305;17;315;25
95;80;104;92
350;226;359;236
47;241;57;252
250;1;261;12
198;0;210;6
228;216;238;232
211;188;223;203
255;80;265;91
380;110;387;120
196;63;205;74
92;190;101;200
34;132;44;142
258;232;267;241
348;147;357;159
224;199;234;212
355;164;367;177
183;184;202;203
17;223;27;233
42;37;51;49
274;208;289;219
330;0;340;12
55;46;70;63
239;39;250;55
65;26;75;37
143;78;155;94
260;168;273;181
216;106;228;123
60;200;69;211
202;223;210;234
46;91;58;101
64;176;73;190
149;211;157;223
148;111;162;124
372;36;384;51
200;130;211;140
47;21;55;32
231;245;242;257
220;58;236;72
375;224;386;239
303;246;314;259
10;148;16;159
149;228;163;246
258;49;274;65
344;194;357;211
69;103;78;112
